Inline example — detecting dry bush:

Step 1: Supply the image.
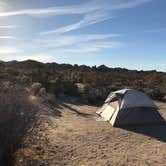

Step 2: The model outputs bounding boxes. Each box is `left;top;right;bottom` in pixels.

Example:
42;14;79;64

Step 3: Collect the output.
62;81;78;96
146;88;165;101
30;82;42;96
1;61;166;102
0;85;37;165
20;75;31;86
39;87;47;97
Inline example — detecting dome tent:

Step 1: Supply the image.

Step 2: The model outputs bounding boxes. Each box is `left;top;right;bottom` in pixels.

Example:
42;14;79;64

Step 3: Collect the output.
96;89;165;127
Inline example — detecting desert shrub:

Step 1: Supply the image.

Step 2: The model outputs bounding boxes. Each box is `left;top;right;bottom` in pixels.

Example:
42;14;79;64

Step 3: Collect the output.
48;80;63;95
1;61;166;102
75;83;88;94
62;81;79;96
149;74;164;85
20;75;31;86
30;82;47;97
41;93;56;105
6;68;19;76
76;84;98;103
48;80;78;97
146;89;165;101
0;85;37;165
30;82;42;96
39;87;47;97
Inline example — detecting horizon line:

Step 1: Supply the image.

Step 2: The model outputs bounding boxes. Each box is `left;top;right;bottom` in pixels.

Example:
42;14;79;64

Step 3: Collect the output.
0;59;164;73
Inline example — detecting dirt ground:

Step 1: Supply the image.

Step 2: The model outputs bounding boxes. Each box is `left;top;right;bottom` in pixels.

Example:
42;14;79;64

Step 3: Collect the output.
15;99;166;166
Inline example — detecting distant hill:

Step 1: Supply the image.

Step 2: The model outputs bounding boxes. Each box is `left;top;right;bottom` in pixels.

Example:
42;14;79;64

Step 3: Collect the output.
0;59;162;72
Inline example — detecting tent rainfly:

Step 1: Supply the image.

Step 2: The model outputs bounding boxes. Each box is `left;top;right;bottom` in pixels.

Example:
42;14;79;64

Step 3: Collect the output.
96;89;165;127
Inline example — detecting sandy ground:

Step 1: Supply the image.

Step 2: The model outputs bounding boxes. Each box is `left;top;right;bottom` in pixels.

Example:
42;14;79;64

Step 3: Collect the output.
15;99;166;166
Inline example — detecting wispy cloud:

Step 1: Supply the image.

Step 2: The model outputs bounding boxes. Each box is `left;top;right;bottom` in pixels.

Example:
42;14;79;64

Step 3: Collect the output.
0;25;19;29
60;41;124;54
0;0;152;63
0;0;152;35
37;34;121;47
8;33;123;56
0;1;98;17
33;33;124;54
40;0;152;35
0;1;7;12
0;36;15;39
0;0;152;17
0;47;19;54
41;11;113;35
110;0;152;10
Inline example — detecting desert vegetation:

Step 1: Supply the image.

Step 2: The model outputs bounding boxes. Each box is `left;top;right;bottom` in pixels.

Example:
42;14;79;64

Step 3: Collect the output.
0;60;165;102
0;82;38;165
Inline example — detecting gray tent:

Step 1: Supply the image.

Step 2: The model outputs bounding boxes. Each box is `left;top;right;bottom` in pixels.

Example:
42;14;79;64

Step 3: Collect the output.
96;89;165;127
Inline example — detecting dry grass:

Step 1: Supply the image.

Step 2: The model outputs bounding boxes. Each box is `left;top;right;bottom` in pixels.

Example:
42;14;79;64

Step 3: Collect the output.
0;85;37;165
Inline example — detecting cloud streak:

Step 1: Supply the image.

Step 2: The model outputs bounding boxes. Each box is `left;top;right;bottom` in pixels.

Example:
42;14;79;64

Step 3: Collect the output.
6;34;123;57
41;11;113;35
0;0;152;63
0;36;15;39
0;47;19;54
0;0;152;17
60;41;124;54
0;1;99;17
32;33;124;54
0;1;7;12
0;25;19;29
37;34;120;47
0;0;152;35
40;0;152;35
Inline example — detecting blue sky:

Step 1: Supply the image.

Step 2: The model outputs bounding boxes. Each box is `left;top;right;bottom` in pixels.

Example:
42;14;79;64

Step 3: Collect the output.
0;0;165;71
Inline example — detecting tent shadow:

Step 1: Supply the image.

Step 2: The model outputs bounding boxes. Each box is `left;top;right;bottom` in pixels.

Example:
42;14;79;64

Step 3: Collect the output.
120;123;166;142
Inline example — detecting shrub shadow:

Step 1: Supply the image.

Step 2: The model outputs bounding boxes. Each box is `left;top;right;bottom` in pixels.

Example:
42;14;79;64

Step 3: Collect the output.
60;103;92;117
48;97;92;118
62;97;103;107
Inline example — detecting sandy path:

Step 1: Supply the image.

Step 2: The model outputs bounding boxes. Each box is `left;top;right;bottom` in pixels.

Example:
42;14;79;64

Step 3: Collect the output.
15;100;166;166
43;101;166;166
